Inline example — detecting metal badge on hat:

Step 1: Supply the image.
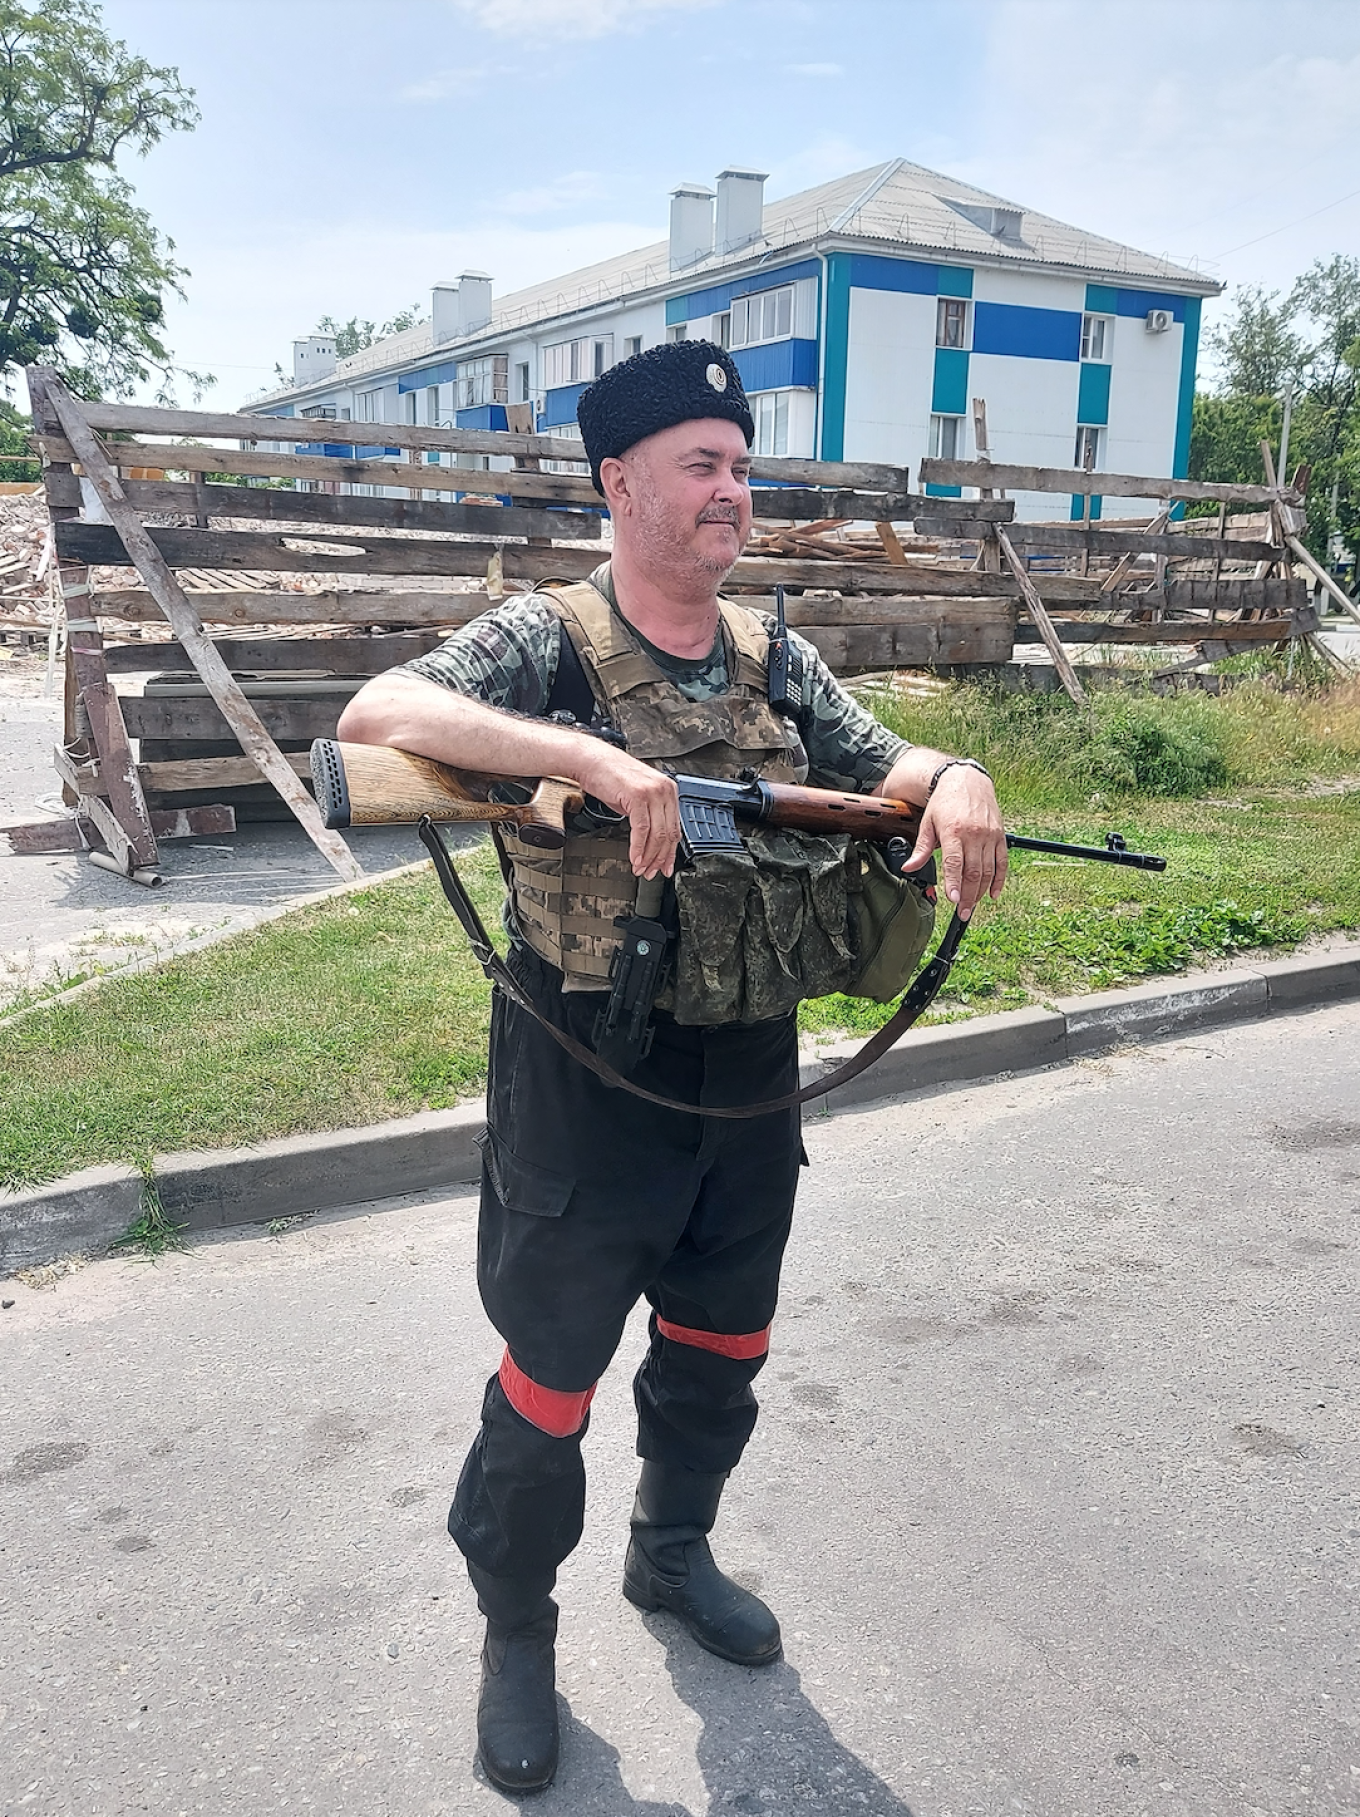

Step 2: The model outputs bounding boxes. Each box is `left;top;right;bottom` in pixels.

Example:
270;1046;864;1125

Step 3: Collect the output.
706;363;727;392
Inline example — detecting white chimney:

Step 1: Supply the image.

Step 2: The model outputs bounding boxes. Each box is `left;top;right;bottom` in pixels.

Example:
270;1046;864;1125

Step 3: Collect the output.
432;271;494;344
714;167;767;257
292;334;336;385
669;183;714;272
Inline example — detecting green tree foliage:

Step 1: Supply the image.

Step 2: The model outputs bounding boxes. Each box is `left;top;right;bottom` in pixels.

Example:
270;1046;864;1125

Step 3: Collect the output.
314;306;424;361
0;0;201;398
1192;257;1360;567
0;394;38;478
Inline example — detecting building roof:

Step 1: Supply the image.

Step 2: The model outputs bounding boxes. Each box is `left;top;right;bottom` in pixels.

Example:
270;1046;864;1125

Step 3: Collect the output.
255;158;1220;407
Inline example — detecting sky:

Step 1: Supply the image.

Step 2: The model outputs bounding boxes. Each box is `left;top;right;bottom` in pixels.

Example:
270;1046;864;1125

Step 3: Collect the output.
91;0;1360;405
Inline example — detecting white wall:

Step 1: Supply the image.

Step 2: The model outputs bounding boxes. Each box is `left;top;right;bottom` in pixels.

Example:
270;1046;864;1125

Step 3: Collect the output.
969;267;1086;313
968;350;1081;520
1101;316;1183;513
842;287;936;466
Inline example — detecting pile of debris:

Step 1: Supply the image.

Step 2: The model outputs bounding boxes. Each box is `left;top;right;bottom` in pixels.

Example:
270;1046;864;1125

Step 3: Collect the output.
0;491;53;642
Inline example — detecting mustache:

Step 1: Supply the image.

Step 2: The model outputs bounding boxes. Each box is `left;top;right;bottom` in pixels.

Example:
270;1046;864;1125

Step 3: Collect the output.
697;507;741;525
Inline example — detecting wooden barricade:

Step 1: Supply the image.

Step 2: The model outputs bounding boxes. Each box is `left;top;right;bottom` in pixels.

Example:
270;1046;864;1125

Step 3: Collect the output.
9;371;1331;882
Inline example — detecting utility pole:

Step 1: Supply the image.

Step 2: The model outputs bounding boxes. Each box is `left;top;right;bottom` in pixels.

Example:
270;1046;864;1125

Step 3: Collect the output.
1278;381;1295;489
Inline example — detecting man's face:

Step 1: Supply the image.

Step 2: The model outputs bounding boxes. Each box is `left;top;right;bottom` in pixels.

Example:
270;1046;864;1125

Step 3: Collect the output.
610;417;754;585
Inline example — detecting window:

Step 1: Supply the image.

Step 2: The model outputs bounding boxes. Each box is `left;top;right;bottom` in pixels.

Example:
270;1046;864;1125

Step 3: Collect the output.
730;286;793;349
515;361;530;403
1081;314;1111;361
667;323;688;344
540;422;590;475
936;297;971;350
457;354;508;409
338;406;352;421
543;336;613;387
624;335;642;358
751;390;790;457
1074;425;1102;470
300;404;337;420
425;385;439;426
404;391;418;425
355;389;382;423
713;312;731;349
929;414;964;460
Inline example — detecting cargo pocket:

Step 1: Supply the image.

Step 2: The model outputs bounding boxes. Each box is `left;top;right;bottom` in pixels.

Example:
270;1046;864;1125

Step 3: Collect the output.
477;1128;575;1218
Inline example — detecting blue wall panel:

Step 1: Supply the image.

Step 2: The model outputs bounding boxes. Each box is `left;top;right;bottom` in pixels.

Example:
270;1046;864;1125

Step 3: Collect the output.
973;302;1081;362
931;347;970;416
1070;494;1104;521
399;359;457;392
539;381;590;429
666;258;821;325
1173;295;1202;495
1076;361;1111;425
455;404;508;431
845;253;938;295
295;441;355;458
731;338;818;394
1085;283;1188;324
819;254;851;461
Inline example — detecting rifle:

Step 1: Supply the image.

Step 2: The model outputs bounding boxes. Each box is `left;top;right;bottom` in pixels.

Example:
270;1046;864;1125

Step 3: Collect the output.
308;738;1168;1117
308;738;1167;872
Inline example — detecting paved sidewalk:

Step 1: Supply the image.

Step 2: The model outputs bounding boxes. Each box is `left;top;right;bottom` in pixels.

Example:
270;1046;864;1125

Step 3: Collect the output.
2;1001;1358;1814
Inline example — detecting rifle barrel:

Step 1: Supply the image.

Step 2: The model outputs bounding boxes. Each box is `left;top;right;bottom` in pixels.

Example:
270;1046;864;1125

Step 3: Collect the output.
1006;834;1166;871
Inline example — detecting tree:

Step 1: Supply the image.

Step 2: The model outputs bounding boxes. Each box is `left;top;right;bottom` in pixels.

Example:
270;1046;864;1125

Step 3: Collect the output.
0;0;202;399
1192;258;1360;566
314;305;424;362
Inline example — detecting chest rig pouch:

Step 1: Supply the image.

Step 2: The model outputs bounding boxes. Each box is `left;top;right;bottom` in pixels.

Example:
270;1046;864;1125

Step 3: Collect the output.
497;574;931;1025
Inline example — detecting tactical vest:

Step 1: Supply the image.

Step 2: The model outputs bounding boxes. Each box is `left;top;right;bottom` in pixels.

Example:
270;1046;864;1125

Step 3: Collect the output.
498;576;866;1023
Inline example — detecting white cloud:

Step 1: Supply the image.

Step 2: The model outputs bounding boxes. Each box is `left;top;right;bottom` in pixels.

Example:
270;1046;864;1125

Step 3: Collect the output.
959;0;1360;304
449;0;716;38
498;170;608;215
784;62;843;77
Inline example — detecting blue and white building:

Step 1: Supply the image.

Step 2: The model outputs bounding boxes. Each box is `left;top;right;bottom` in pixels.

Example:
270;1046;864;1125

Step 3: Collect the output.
251;158;1220;521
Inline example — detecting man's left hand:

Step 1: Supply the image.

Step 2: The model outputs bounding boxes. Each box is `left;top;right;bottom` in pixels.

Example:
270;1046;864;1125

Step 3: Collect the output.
884;758;1008;921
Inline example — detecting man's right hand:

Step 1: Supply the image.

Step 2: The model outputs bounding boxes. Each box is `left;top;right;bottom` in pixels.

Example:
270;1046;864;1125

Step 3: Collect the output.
576;743;681;878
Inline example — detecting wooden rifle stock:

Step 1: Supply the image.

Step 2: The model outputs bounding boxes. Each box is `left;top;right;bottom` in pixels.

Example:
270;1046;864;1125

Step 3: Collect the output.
310;739;583;850
761;781;924;843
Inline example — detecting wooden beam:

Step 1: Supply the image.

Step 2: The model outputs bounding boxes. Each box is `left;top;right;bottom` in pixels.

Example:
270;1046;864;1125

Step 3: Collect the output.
101;631;448;675
1102;506;1170;593
1286;534;1360;628
85;477;607;541
1013;613;1315;646
919;457;1300;507
1003;522;1281;562
71;400;911;490
31;366;362;882
994;526;1086;703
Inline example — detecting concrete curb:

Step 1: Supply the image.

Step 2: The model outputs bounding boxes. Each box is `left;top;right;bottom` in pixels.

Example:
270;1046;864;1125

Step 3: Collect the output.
6;941;1360;1276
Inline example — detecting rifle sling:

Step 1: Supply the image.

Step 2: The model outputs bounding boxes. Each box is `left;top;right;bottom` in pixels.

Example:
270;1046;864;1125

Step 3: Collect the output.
418;818;966;1121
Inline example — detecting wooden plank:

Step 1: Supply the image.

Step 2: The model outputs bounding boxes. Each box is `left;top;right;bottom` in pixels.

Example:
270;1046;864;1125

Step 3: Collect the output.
1004;522;1281;562
33;367;363;883
798;615;1013;671
1163;577;1308;612
103;478;606;541
1102;506;1170;593
1013;613;1314;646
71;401;912;491
995;526;1086;703
875;522;908;565
35;432;605;504
92;588;487;626
919;457;1299;507
141;751;313;792
102;632;446;675
123;686;362;744
56;519;605;582
4;803;236;852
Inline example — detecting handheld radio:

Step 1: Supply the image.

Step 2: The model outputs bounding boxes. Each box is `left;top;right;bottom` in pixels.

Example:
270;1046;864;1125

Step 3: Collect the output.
766;584;804;719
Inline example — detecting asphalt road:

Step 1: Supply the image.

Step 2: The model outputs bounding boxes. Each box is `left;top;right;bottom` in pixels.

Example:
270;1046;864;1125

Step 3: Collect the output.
1;1002;1358;1816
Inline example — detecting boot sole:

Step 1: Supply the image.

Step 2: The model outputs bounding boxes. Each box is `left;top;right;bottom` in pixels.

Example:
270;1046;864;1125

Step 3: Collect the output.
622;1578;782;1668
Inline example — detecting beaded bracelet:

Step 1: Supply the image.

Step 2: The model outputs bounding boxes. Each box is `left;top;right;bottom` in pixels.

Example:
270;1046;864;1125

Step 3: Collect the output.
927;757;991;798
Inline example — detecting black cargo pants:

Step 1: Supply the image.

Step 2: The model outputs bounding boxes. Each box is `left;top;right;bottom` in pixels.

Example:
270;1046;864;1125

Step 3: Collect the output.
449;942;804;1583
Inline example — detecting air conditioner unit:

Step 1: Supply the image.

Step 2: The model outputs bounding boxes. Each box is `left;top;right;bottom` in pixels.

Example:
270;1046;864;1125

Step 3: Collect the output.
1146;308;1173;333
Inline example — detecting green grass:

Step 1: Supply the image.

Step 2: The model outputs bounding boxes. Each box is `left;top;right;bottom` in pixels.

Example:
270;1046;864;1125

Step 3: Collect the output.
4;678;1360;1193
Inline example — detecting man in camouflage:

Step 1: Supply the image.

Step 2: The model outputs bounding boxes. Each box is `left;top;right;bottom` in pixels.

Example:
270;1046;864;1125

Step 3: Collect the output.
338;340;1006;1794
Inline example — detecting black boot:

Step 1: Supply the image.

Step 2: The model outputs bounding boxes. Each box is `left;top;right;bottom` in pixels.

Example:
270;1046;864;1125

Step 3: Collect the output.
469;1564;560;1794
622;1461;781;1667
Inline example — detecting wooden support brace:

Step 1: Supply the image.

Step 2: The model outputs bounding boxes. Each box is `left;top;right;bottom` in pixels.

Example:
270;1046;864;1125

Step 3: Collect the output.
1100;507;1170;594
995;527;1087;704
30;366;361;882
1286;534;1360;628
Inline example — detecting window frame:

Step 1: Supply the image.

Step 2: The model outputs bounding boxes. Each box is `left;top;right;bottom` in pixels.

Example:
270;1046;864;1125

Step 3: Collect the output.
929;412;964;460
935;297;971;351
729;285;795;350
1080;313;1112;362
1073;423;1103;471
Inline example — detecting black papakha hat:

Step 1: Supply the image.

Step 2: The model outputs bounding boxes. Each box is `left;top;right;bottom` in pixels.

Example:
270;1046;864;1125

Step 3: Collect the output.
576;339;754;493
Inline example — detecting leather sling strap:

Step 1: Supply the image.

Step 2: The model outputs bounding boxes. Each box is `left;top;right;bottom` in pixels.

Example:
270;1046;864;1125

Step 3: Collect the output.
419;818;966;1121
